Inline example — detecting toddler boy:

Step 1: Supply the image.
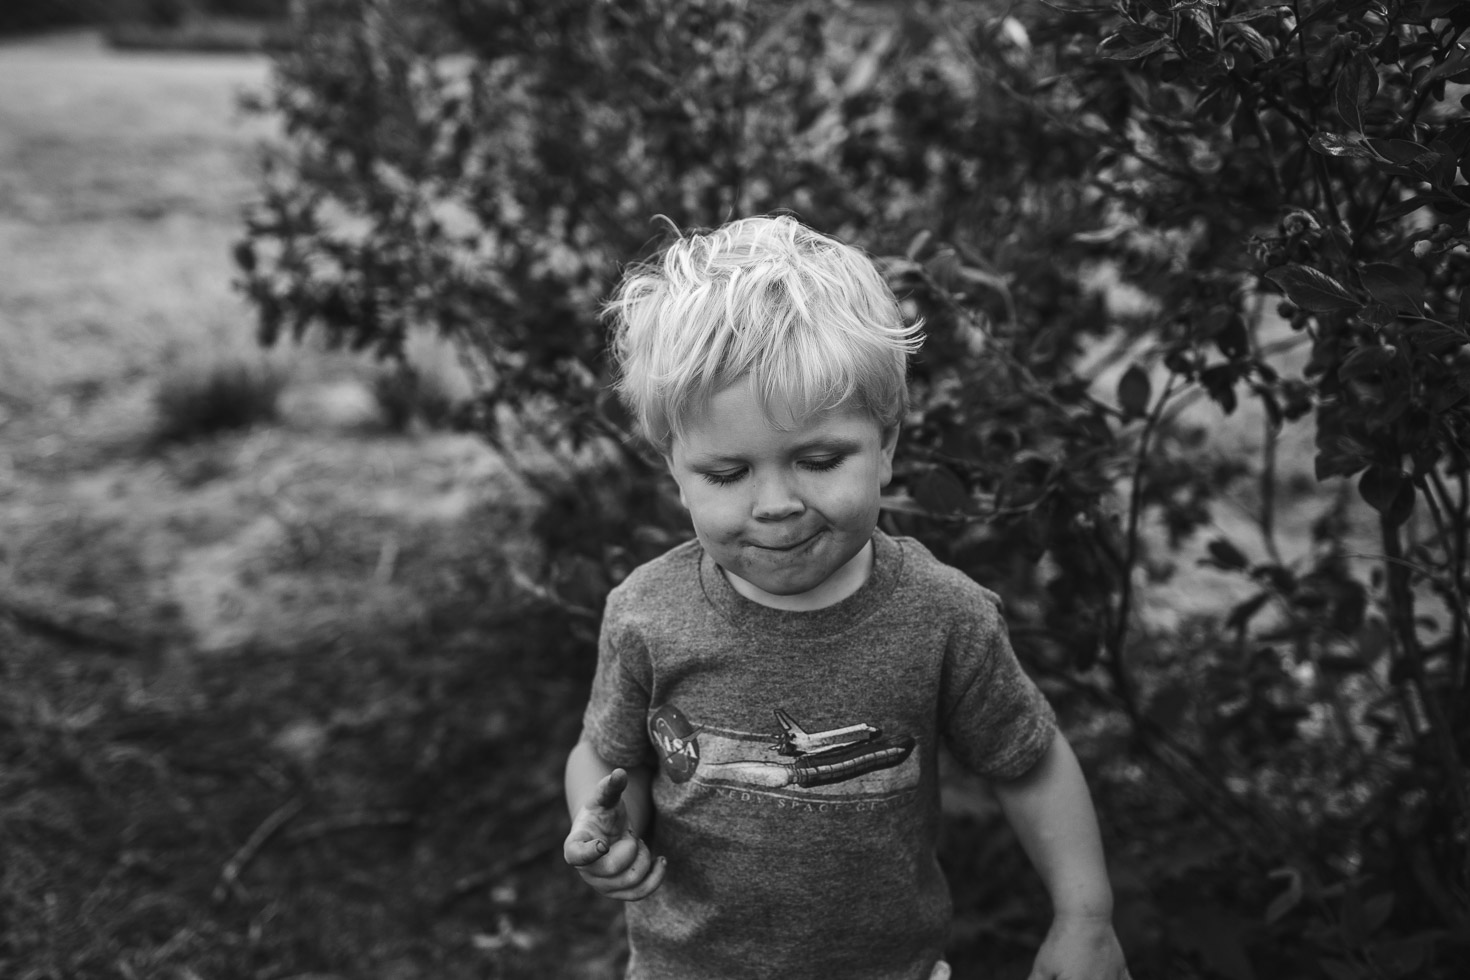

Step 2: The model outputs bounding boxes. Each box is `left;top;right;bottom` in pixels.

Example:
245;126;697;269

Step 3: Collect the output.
563;215;1129;980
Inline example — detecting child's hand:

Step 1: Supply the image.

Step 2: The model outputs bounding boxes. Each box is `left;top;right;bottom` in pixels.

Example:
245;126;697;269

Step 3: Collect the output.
563;768;667;901
1027;913;1130;980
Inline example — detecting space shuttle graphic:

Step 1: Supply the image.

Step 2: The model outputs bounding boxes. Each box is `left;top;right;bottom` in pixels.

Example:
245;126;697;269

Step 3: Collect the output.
697;707;915;791
771;708;881;757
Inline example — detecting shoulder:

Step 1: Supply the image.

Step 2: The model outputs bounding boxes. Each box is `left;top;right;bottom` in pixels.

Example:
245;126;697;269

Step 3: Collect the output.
602;537;704;626
887;533;1005;618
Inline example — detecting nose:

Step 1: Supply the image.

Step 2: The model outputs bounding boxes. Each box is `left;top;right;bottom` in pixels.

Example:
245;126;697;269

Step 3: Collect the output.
751;471;804;521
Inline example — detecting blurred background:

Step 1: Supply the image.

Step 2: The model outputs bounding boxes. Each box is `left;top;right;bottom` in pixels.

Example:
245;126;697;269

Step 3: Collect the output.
1;1;1467;978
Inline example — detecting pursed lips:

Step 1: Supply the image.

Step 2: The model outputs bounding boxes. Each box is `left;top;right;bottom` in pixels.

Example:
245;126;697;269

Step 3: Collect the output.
747;530;822;552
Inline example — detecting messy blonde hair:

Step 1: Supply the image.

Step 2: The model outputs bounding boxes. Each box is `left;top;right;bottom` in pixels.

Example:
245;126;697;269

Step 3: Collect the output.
606;215;923;454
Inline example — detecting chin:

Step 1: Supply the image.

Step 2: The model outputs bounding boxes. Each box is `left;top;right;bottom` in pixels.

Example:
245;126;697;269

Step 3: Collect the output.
745;570;830;598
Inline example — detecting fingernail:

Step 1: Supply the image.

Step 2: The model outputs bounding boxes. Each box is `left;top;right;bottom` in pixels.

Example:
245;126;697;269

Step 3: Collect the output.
594;839;609;855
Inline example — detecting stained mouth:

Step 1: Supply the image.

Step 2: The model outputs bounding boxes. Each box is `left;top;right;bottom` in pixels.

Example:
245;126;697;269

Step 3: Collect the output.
751;531;821;552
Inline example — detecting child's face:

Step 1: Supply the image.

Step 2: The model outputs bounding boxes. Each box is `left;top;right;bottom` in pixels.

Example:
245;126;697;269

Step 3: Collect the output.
664;377;897;608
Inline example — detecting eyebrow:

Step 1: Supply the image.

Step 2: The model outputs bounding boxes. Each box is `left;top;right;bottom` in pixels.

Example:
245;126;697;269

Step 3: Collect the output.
685;436;862;467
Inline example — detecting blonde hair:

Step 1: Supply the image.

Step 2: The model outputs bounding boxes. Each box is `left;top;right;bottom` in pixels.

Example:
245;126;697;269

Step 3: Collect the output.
606;215;923;454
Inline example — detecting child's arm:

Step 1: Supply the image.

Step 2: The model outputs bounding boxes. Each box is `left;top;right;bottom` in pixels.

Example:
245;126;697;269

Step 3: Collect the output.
563;737;666;901
991;730;1130;980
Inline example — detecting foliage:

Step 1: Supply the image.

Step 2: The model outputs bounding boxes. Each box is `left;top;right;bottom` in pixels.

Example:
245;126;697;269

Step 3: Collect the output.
0;612;608;980
372;362;456;432
237;0;1470;976
0;0;291;35
153;361;285;444
0;0;110;35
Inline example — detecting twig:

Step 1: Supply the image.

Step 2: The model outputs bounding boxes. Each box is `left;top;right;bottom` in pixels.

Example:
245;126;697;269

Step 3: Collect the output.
0;581;139;655
439;832;562;910
1425;470;1470;692
374;534;400;585
1107;371;1182;707
1379;514;1470;893
213;796;304;903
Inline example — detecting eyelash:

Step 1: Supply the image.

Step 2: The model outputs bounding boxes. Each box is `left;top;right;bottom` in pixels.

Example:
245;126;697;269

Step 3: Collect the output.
699;455;848;487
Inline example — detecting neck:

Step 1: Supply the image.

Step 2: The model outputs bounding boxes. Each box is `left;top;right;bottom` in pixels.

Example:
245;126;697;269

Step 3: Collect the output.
724;540;874;611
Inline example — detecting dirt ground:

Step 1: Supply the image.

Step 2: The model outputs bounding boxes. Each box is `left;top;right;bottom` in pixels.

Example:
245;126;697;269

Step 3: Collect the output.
0;30;635;980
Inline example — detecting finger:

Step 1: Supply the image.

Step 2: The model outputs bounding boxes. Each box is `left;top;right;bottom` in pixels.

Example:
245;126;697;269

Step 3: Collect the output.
574;833;641;878
586;836;650;886
592;768;628;809
563;834;611;868
604;855;668;902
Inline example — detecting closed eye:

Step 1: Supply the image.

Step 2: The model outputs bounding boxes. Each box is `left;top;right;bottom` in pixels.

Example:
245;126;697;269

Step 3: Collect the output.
700;468;747;487
697;455;847;486
800;454;847;472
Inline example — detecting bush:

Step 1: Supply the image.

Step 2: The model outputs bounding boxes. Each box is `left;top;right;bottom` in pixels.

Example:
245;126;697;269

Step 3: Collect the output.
238;1;1470;975
153;361;284;443
0;0;290;36
0;0;110;35
371;362;455;433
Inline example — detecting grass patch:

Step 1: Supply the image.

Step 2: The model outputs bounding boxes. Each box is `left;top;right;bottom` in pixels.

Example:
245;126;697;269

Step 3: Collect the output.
106;16;289;54
0;610;622;980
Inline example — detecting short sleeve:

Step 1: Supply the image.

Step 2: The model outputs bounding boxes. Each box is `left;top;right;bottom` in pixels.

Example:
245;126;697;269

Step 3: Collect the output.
580;597;657;770
940;594;1057;781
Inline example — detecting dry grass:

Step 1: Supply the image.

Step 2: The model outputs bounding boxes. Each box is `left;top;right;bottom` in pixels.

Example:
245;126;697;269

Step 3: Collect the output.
0;31;626;980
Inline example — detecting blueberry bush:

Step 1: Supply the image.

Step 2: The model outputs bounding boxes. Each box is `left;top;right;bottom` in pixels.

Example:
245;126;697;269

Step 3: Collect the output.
238;1;1470;975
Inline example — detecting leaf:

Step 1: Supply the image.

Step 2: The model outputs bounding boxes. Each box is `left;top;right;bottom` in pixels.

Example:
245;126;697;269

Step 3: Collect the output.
1117;364;1152;418
1226;591;1271;630
913;466;969;515
1264;867;1303;924
924;248;962;291
1365;137;1441;176
1428;374;1470;413
1315;449;1370;481
905;229;933;261
1425;44;1470;85
1310;132;1377;159
1337;345;1396;382
1358;465;1404;513
1230;23;1273;62
1200;363;1239;414
1265;265;1361;313
1214;312;1250;358
879;493;932;517
1223;8;1279;24
1362;892;1395;934
1359;466;1415;525
1370;935;1430;979
1207;537;1249;570
1357;303;1397;328
1360;263;1426;314
1335;52;1378;132
1376;193;1433;223
1098;24;1172;61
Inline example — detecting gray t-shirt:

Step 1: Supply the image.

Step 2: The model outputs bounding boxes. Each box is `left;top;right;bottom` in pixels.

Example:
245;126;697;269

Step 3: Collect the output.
582;530;1057;980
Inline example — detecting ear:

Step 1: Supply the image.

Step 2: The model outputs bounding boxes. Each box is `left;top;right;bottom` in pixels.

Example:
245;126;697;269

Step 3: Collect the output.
877;424;899;488
662;452;691;509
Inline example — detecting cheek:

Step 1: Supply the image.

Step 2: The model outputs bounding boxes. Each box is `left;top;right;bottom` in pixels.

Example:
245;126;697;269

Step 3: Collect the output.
682;487;741;535
823;469;885;517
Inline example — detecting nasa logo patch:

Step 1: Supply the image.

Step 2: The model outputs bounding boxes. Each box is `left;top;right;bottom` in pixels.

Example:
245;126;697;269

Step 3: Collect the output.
648;703;700;783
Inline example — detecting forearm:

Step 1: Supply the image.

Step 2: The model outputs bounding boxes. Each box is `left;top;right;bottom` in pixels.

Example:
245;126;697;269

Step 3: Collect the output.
564;737;654;837
992;730;1113;920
